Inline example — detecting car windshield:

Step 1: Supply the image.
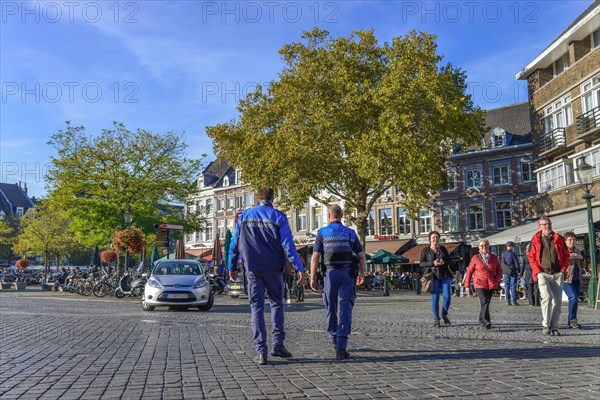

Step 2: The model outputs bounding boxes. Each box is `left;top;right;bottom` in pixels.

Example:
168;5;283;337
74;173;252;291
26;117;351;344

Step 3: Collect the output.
153;262;203;276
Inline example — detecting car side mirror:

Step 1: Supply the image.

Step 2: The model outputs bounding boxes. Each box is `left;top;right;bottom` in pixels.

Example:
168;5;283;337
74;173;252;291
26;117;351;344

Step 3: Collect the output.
142;273;149;278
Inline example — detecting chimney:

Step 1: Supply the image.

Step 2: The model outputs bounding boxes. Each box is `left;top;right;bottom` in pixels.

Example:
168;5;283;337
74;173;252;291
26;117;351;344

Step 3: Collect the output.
23;182;28;195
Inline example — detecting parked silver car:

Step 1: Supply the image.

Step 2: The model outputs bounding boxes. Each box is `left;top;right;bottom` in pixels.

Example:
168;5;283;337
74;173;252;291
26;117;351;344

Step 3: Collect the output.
142;259;213;311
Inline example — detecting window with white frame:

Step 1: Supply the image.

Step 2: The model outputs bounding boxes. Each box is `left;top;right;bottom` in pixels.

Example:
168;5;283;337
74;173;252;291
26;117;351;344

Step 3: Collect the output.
520;161;535;183
244;192;254;208
17;207;23;217
467;204;484;230
592;28;600;49
495;200;513;229
235;194;243;209
312;207;323;230
223;176;229;187
543;94;572;133
441;203;458;233
492;132;505;147
367;211;375;235
296;209;307;231
218;220;225;239
226;219;233;234
581;75;600;113
464;165;483;189
227;196;234;210
235;169;242;184
0;210;5;220
419;209;432;234
537;163;567;192
491;164;510;185
553;52;570;76
444;167;457;191
217;197;224;211
205;223;213;241
205;198;212;214
396;208;411;235
379;208;393;235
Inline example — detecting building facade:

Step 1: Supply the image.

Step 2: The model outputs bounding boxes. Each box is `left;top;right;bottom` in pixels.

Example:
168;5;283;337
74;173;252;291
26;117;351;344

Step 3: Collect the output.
516;2;599;228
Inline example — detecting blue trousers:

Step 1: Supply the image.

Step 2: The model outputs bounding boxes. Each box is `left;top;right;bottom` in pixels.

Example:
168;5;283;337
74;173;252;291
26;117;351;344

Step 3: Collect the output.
563;280;581;321
503;273;519;304
246;270;285;355
431;277;452;319
323;268;355;351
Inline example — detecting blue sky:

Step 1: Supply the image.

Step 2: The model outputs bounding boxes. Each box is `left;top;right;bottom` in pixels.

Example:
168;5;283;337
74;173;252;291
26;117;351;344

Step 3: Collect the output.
0;0;594;198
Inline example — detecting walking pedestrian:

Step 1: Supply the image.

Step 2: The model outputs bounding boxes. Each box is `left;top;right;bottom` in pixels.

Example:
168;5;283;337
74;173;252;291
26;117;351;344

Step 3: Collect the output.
527;216;570;336
563;232;583;329
501;241;521;305
464;240;503;329
420;231;453;327
310;205;366;360
228;187;305;365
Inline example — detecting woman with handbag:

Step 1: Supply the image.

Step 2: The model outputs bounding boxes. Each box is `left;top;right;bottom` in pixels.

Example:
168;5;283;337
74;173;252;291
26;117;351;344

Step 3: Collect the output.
464;239;503;329
420;231;453;328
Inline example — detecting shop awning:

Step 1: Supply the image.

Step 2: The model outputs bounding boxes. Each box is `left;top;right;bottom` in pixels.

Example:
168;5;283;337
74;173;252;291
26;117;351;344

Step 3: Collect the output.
482;206;599;246
364;239;411;254
399;242;463;264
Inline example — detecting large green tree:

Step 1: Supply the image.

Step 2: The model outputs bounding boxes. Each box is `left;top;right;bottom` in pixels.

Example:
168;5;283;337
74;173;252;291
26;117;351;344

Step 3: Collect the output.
207;29;485;245
47;122;206;247
0;219;17;264
12;201;80;279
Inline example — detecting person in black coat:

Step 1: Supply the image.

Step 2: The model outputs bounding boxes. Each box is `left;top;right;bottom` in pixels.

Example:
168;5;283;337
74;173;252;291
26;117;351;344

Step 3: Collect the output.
420;231;453;328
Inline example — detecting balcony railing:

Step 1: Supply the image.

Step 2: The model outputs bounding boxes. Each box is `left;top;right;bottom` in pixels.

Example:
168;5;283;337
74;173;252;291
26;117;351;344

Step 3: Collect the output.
577;106;600;135
539;128;565;154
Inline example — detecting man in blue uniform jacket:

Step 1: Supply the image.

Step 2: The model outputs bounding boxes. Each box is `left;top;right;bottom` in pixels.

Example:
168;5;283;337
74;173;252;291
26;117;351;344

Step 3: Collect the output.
228;187;304;365
310;205;366;360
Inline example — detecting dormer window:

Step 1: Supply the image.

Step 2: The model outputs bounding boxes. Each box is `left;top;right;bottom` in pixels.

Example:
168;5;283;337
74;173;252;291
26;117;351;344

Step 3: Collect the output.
235;169;242;184
223;176;229;187
0;210;5;220
493;132;505;147
198;176;204;188
17;207;24;217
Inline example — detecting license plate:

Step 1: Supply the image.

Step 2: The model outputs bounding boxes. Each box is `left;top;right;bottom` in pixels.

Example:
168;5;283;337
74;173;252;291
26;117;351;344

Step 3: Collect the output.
167;293;188;299
230;285;241;290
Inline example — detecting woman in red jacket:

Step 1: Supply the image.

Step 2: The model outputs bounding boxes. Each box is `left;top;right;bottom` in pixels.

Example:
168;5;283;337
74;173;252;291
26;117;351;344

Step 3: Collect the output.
465;239;503;329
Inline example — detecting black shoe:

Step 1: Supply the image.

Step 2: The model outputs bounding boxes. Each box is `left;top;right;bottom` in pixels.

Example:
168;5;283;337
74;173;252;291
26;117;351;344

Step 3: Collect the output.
255;353;268;365
336;349;350;360
513;302;519;306
551;329;561;336
271;345;292;358
433;318;441;328
569;319;582;329
442;315;451;325
507;302;512;306
484;323;492;330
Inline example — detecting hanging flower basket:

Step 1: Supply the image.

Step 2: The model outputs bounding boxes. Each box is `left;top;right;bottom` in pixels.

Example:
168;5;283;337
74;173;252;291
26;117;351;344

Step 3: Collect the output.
100;249;117;264
113;227;146;255
16;258;30;269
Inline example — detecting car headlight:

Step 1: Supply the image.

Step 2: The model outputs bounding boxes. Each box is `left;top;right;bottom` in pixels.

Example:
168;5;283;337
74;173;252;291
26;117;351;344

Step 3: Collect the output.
148;279;162;289
193;278;206;289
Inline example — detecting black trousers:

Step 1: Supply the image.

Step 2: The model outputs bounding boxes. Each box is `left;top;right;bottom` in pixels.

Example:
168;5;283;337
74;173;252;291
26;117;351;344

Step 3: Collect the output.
476;288;494;326
527;282;540;306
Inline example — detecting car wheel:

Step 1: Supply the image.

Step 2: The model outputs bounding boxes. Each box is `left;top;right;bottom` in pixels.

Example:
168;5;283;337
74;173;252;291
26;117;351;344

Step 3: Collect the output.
198;292;214;311
141;300;155;311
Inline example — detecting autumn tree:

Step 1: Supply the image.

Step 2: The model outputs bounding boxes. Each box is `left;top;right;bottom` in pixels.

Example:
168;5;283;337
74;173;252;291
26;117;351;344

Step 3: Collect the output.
47;122;206;247
207;29;484;245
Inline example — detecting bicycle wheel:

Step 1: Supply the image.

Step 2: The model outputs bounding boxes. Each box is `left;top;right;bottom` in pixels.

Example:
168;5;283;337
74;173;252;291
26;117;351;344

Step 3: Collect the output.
82;281;93;296
93;282;110;298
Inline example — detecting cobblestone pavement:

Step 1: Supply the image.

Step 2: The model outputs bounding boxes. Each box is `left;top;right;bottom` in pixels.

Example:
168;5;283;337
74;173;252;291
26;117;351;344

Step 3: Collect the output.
1;288;599;399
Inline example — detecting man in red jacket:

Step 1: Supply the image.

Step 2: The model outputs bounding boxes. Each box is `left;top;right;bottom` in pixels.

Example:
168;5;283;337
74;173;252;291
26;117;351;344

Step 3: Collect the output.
527;216;570;336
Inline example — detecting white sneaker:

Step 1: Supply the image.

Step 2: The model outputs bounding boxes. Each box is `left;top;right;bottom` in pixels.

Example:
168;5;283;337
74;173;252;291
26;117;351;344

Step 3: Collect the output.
286;299;292;304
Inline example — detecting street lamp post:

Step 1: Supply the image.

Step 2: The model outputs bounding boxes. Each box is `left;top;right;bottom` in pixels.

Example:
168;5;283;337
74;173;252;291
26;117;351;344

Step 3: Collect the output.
123;208;134;272
575;158;598;308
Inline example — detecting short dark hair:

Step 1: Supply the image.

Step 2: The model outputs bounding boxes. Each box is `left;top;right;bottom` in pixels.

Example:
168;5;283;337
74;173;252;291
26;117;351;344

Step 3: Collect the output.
328;204;343;219
564;231;576;240
428;231;440;242
257;187;274;202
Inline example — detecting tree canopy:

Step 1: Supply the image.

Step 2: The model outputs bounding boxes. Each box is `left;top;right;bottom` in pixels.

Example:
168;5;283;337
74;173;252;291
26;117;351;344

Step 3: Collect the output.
47;122;206;246
206;28;484;244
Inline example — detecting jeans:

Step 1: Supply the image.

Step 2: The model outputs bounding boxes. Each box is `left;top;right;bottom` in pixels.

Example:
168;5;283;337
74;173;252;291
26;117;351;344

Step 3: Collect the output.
563;280;581;321
503;273;519;304
476;288;494;327
537;272;563;329
431;277;452;319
